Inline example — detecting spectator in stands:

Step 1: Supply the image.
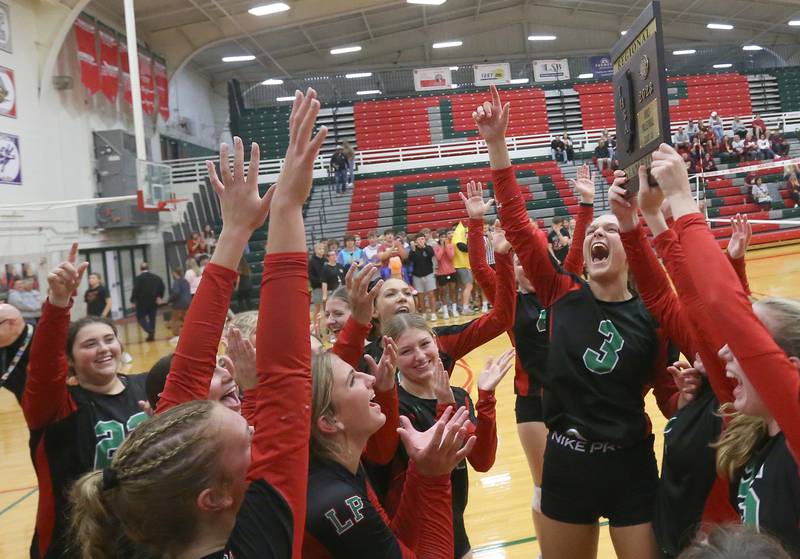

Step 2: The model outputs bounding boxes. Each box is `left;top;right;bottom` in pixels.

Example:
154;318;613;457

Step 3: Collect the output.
378;229;408;280
84;273;111;318
452;221;474;315
327;238;340;254
8;279;42;326
732;134;746;162
336;234;364;274
409;233;438;321
701;125;718;153
701;152;718;173
186;231;206;259
547;216;571;266
308;241;326;320
689;138;705;167
21;263;39;290
708;111;724;141
550;135;567;163
751;113;767;137
562;133;575;163
321;249;345;303
751;176;773;210
607;134;617;160
594;140;611;171
130;262;165;342
731;115;747;137
674;126;691;150
355;233;365;248
363;230;381;265
757;132;777;160
201;224;217;254
785;172;800;208
434;227;457;319
329;147;349;194
743;132;758;161
167;267;191;344
342;141;356;188
686;118;700;141
184;256;202;298
770;130;790;157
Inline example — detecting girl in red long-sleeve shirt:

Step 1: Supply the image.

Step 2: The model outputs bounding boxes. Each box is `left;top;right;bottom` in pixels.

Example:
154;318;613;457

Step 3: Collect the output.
68;88;327;559
646;143;800;556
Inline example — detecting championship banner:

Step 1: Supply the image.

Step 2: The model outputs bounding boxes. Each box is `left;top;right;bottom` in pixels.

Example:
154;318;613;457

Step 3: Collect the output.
120;39;131;106
590;55;613;78
74;15;100;96
473;63;511;86
413;67;452;91
0;66;16;118
533;59;570;83
154;57;169;121
0;132;21;185
138;50;155;116
611;1;671;195
98;24;119;103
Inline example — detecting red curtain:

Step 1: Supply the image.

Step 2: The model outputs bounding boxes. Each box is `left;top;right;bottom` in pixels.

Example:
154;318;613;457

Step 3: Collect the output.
139;51;155;116
74;16;100;95
120;39;131;105
154;58;169;120
98;25;119;103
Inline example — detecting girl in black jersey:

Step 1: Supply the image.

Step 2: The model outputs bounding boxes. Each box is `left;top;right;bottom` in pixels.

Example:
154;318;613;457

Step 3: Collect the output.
22;243;149;559
68;88;329;559
473;86;679;559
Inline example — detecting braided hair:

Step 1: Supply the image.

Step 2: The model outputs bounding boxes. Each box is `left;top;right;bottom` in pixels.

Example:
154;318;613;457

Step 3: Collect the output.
69;400;228;558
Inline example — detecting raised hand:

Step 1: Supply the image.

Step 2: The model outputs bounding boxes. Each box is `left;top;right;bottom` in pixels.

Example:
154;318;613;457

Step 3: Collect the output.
569;164;596;204
225;326;257;391
47;242;89;308
638;165;666;216
491;227;512;255
727;213;752;260
274;88;328;207
206;138;274;235
346;263;382;325
398;406;477;477
472;85;510;145
650;144;691;200
459;180;495;220
364;336;398;392
608;171;639;232
667;360;703;410
432;358;455;405
476;348;515;392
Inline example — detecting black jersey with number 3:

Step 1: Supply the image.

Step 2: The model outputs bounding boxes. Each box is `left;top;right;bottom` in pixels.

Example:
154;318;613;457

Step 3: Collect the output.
732;432;800;555
513;292;549;396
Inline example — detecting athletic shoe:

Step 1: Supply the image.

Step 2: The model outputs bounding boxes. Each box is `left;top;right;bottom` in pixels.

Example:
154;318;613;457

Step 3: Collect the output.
451;303;460;317
430;313;438;321
442;306;450;320
169;336;179;345
462;306;474;316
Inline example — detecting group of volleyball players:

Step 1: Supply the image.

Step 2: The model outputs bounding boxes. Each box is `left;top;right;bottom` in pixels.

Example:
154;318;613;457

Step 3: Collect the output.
7;81;798;559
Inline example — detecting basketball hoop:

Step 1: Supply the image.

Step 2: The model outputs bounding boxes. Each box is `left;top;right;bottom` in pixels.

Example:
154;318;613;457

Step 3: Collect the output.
136;159;175;212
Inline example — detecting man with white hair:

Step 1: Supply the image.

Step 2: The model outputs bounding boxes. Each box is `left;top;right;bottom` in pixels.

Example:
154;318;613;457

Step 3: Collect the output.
0;303;33;403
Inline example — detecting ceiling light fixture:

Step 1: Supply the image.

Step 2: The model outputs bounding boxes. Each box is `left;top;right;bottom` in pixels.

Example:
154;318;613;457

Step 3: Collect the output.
330;45;362;55
528;35;557;41
449;66;459;71
742;45;763;51
222;55;256;62
706;23;734;30
276;96;295;101
432;40;462;48
261;78;284;85
407;0;447;4
713;63;732;69
345;72;373;79
248;2;290;16
789;20;800;26
578;73;594;79
672;49;696;55
509;78;529;84
620;30;628;35
357;90;381;95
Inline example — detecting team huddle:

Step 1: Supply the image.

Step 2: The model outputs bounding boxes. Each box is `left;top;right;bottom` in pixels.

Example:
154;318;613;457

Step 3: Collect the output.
10;85;799;559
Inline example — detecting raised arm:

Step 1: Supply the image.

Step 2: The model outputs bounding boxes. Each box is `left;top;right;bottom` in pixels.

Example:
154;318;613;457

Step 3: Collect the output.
331;264;381;368
21;243;85;429
725;213;752;296
474;86;576;307
461;180;497;302
562;164;595;275
249;89;327;559
467;349;514;472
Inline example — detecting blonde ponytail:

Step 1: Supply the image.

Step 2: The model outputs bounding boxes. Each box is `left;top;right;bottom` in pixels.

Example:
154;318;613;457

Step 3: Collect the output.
713;403;768;480
69;470;120;559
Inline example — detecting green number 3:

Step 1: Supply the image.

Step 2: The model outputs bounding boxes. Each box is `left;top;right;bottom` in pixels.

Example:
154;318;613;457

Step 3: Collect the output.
536;309;547;333
93;412;148;469
582;320;625;375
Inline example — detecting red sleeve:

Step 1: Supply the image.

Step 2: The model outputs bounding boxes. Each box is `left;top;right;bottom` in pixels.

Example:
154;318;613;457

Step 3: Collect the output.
437;250;515;364
492;166;577;306
727;254;751;296
21;300;76;430
241;388;258;426
250;253;312;559
674;214;800;459
620;225;695;357
466;389;498;472
363;387;400;465
156;263;238;414
563;203;593;276
331;317;372;369
653;228;736;406
701;474;740;525
648;333;680;419
468;218;497;304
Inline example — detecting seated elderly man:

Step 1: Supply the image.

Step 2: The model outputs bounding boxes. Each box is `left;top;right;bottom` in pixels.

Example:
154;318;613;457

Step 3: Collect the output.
673;126;691;150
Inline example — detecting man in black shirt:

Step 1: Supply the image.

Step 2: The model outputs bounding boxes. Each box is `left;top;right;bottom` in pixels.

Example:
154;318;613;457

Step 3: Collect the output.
130;262;164;342
84;272;111;317
308;241;326;319
0;303;32;404
408;233;438;320
547;216;571;265
321;250;345;302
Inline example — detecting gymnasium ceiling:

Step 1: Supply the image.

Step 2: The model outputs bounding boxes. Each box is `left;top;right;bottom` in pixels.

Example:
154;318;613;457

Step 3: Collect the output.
92;0;800;83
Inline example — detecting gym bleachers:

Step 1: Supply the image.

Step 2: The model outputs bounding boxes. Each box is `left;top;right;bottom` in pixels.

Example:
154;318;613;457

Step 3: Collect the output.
354;89;549;150
775;66;800;113
667;73;753;122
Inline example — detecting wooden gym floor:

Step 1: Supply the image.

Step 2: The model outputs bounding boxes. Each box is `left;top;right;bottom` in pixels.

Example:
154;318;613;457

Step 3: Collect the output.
1;244;798;558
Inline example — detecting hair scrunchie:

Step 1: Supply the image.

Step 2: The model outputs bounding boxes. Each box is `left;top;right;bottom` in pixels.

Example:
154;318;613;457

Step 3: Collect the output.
102;467;120;491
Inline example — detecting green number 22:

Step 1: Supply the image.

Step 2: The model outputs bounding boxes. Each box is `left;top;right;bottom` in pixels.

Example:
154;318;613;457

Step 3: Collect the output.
94;412;148;469
582;320;625;375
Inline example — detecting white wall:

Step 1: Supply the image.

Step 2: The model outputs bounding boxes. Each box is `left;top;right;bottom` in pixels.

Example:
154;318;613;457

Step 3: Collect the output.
0;0;225;314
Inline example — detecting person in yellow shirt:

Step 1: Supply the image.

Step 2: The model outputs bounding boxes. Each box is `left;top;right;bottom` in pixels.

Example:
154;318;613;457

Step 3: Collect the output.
452;222;474;315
